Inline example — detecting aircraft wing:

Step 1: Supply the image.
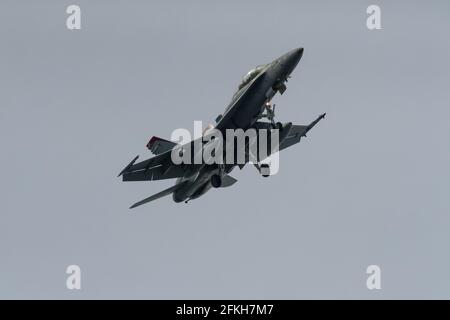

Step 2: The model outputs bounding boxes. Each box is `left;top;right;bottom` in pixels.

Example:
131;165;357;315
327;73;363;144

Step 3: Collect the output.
121;152;170;173
278;125;306;151
118;135;204;181
279;113;326;151
122;164;185;182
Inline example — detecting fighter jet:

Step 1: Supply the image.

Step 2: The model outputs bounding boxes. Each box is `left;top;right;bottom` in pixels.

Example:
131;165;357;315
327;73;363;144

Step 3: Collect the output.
118;47;325;208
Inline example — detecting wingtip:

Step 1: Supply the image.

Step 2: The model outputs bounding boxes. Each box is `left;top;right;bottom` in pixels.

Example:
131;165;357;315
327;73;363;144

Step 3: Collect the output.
118;155;140;177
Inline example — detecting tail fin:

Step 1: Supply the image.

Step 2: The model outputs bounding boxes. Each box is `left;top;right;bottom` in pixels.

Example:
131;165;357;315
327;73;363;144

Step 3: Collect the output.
147;136;177;155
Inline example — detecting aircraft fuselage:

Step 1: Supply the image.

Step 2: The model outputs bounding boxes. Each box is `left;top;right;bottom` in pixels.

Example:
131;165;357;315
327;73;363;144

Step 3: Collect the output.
172;48;304;203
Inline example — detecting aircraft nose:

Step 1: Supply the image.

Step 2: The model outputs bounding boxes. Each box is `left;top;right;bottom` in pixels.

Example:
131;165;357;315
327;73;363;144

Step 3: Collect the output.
285;47;303;68
290;47;304;61
296;47;304;58
277;47;304;77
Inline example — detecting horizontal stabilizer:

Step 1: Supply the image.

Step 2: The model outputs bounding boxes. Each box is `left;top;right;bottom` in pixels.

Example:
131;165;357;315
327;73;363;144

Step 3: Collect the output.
129;182;186;209
221;175;237;188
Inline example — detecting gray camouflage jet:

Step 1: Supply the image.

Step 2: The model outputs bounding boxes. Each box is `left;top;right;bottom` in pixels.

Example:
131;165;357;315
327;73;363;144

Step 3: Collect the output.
118;47;325;208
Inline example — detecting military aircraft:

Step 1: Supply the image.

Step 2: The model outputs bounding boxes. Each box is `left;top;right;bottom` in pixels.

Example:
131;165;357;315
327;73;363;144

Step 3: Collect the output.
118;47;325;208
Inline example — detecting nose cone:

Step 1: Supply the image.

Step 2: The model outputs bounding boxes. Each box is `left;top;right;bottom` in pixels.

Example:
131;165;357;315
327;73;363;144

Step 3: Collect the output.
274;47;304;79
288;47;304;62
284;47;303;72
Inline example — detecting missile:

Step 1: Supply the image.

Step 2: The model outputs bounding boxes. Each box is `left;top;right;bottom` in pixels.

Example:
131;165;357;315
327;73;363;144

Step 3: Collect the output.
302;113;326;137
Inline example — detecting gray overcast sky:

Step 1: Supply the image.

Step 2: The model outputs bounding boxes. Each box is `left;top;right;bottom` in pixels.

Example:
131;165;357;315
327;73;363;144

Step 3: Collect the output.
1;0;449;299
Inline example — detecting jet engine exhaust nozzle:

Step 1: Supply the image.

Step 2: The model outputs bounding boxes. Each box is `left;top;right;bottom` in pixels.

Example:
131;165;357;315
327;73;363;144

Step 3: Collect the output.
211;174;222;188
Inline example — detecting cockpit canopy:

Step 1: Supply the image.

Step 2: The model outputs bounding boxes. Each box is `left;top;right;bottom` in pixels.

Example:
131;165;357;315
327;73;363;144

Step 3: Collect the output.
238;65;265;90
